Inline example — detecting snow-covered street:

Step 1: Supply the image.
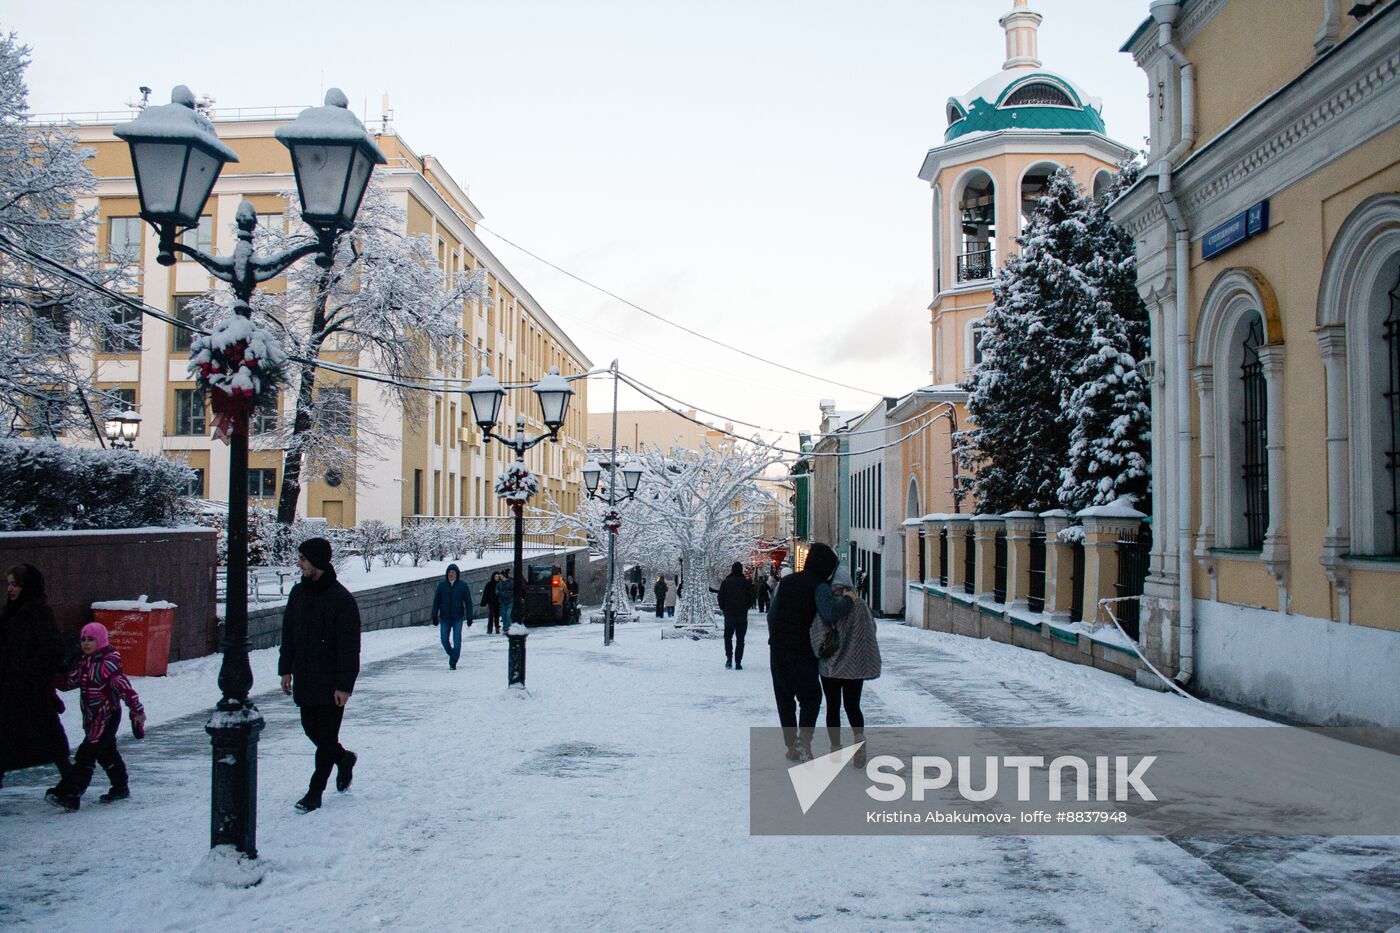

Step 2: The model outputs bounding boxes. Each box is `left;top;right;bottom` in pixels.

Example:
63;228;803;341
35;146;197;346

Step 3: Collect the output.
2;615;1397;932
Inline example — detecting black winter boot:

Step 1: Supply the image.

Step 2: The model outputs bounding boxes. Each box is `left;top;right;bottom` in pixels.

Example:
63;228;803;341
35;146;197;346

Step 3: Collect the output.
335;750;357;793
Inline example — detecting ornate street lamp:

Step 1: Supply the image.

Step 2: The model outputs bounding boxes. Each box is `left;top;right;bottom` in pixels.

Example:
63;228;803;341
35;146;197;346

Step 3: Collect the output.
113;86;384;862
468;366;575;686
104;409;142;449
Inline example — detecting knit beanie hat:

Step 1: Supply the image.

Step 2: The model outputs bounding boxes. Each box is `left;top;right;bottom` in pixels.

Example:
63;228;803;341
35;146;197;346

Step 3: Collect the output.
298;537;334;572
81;621;110;649
829;567;854;591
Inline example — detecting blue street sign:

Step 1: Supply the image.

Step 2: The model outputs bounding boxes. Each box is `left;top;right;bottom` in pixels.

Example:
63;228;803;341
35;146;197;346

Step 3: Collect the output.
1202;199;1270;260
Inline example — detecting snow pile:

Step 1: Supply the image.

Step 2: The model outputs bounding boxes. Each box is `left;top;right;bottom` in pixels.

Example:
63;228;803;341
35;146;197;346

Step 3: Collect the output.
91;596;177;612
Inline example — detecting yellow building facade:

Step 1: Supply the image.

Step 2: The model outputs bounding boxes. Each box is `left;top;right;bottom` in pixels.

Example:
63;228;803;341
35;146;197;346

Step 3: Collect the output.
66;111;589;527
1111;0;1400;725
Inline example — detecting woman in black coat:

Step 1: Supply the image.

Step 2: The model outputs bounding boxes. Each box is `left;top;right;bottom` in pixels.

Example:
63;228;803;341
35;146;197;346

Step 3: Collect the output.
0;564;72;789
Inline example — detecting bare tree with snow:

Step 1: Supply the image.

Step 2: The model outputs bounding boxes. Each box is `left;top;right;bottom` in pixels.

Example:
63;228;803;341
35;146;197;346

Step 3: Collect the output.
185;181;485;526
625;442;780;629
0;32;139;438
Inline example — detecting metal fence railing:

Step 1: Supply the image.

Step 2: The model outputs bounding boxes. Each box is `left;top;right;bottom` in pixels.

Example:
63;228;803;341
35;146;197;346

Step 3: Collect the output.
1114;524;1153;640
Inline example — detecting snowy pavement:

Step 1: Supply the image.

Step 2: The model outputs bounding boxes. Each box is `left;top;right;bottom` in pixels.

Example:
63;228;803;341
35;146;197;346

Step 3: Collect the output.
2;615;1397;932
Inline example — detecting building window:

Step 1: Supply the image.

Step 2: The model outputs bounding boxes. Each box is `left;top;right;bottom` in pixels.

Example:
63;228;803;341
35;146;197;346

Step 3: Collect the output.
1239;318;1269;550
180;467;206;498
413;469;423;515
318;386;351;436
252;390;279;435
1019;163;1058;231
1383;269;1400;555
27;390;67;437
181;215;213;255
103;387;137;416
31;301;70;354
1003;82;1075;108
102;304;142;354
247;468;277;499
107;216;142;261
174;388;206;436
972;323;989;368
172;295;199;352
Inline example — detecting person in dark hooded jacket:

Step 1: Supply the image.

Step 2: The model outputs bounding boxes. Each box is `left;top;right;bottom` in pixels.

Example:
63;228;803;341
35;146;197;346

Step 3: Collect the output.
766;543;850;761
714;562;753;670
432;563;473;670
0;563;71;792
278;538;361;813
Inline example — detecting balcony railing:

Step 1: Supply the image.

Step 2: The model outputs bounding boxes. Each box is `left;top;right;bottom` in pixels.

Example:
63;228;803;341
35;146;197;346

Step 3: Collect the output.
956;249;993;283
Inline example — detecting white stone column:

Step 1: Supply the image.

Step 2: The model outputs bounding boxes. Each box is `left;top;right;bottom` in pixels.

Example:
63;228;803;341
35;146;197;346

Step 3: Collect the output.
1258;345;1290;609
1316;325;1351;611
1192;368;1215;556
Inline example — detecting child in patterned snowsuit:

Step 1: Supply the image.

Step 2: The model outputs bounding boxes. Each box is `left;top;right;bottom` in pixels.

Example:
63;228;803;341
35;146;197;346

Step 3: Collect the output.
47;622;145;810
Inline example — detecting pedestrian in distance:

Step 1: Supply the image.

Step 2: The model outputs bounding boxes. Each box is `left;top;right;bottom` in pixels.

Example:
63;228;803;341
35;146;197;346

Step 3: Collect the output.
755;572;770;614
664;576;679;618
278;537;361;814
483;571;502;634
653;575;667;620
766;543;849;763
0;563;72;794
432;563;473;670
498;569;517;634
810;568;881;769
46;622;145;810
715;562;754;670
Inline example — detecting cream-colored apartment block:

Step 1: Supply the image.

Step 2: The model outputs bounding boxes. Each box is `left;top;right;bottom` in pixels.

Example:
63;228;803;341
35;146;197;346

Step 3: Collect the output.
63;109;589;527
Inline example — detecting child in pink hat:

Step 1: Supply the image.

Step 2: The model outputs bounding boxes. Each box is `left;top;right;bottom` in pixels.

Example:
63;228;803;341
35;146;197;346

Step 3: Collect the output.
47;622;146;810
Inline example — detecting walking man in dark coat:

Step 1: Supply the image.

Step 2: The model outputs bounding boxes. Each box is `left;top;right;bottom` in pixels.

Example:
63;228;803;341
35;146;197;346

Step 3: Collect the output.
279;538;361;813
766;543;849;762
715;563;753;670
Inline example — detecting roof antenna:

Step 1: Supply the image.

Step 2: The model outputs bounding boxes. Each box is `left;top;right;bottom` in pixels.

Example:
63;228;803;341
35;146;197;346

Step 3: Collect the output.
380;92;393;134
127;86;152;110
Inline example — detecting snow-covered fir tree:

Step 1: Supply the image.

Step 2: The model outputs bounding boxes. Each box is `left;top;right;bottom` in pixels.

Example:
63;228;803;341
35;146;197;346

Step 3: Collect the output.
1056;164;1151;511
958;166;1150;514
186;181;484;525
0;32;138;438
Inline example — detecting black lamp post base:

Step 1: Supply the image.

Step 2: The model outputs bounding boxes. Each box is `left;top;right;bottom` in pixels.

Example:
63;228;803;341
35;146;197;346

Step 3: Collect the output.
507;631;528;688
206;701;266;859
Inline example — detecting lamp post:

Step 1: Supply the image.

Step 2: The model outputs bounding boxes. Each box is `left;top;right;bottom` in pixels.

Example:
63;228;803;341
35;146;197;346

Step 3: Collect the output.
466;366;574;687
103;408;142;449
582;446;643;647
114;86;384;860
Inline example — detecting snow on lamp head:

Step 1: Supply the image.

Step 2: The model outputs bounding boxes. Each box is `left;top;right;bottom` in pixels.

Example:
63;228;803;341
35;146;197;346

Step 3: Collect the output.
582;459;603;495
465;369;506;433
114;86;239;255
274;89;387;235
621;460;644;496
532;367;574;436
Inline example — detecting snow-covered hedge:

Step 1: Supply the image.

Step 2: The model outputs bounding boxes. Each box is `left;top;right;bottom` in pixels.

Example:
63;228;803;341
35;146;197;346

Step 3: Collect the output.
0;437;195;531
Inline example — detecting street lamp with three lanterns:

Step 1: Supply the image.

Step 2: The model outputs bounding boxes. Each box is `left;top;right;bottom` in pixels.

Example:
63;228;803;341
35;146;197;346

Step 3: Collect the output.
113;84;385;862
464;366;575;686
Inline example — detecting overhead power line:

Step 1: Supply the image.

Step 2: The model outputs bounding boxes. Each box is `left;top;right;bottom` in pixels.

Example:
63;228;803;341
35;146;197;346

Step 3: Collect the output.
475;222;888;399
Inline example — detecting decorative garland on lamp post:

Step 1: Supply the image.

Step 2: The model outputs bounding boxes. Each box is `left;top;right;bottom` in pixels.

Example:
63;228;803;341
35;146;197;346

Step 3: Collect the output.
189;315;287;444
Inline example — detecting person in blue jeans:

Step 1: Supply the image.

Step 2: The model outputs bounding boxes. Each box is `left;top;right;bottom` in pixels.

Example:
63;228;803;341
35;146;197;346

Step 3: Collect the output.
498;569;517;634
432;564;473;669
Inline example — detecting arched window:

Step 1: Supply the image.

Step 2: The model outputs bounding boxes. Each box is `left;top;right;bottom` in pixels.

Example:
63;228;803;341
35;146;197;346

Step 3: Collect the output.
1092;169;1114;204
947;104;965;128
1315;194;1400;565
1195;269;1285;558
957;171;995;283
1019;162;1059;233
1383;270;1400;554
1003;82;1075;108
932;186;943;294
1239;318;1269;549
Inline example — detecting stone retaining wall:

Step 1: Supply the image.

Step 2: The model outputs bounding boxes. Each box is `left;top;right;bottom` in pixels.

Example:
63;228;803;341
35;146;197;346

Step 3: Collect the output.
244;549;585;650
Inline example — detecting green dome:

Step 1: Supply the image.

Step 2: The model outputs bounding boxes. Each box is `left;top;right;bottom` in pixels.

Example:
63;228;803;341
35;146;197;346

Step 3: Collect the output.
944;70;1106;143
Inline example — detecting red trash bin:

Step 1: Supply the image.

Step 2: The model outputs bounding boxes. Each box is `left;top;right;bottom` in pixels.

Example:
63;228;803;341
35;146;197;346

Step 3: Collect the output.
90;597;177;677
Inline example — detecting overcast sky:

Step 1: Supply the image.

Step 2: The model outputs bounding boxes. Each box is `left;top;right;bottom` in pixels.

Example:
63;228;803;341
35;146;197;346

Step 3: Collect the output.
9;0;1151;450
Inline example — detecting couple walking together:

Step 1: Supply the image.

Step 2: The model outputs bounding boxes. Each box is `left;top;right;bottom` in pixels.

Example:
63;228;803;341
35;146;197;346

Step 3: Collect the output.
765;543;881;764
